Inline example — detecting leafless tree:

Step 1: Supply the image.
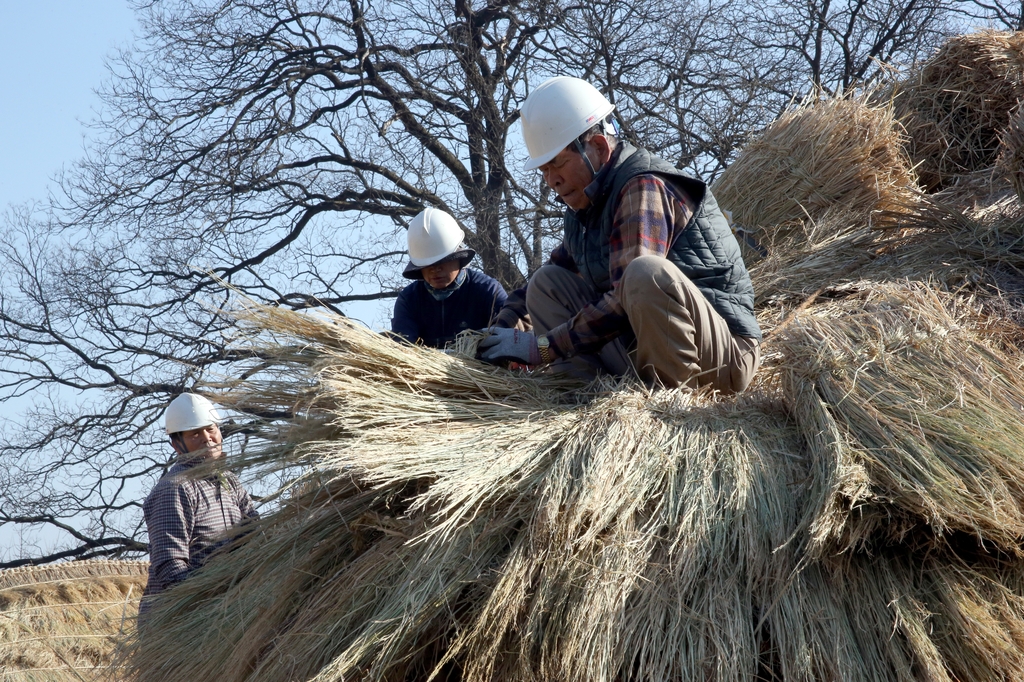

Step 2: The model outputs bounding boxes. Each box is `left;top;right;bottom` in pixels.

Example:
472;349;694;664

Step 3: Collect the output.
954;0;1024;29
0;0;970;566
741;0;958;97
540;0;792;177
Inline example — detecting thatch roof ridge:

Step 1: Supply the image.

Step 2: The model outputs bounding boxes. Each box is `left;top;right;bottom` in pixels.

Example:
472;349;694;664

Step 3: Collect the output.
0;559;148;592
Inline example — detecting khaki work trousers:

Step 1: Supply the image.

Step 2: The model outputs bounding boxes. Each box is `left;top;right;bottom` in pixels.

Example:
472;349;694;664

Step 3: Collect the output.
526;256;760;392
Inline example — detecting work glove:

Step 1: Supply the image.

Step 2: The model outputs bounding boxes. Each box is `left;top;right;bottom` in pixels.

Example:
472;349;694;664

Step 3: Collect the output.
477;327;540;365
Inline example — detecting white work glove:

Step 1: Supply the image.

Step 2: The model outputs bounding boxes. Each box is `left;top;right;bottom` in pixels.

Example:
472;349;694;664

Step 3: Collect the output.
477;328;540;365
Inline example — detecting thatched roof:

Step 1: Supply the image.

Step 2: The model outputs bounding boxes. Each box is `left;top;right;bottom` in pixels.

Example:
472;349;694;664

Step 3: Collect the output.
120;205;1024;681
1;560;147;681
117;30;1024;682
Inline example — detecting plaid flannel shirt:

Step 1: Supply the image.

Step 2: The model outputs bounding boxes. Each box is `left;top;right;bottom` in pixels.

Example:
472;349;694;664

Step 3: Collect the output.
142;458;258;599
545;174;697;358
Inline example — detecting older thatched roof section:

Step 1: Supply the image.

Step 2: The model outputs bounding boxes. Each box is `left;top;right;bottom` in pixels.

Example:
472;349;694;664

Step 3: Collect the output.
1;560;147;681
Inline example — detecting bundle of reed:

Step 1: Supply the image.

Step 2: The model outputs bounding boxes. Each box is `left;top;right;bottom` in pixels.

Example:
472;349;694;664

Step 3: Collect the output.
998;105;1024;202
1;560;147;680
119;273;1024;681
711;94;918;244
776;283;1024;555
893;30;1024;192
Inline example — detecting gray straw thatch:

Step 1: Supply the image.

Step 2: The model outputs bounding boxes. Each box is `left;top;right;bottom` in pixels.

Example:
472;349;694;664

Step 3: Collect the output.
1;560;147;681
894;30;1024;191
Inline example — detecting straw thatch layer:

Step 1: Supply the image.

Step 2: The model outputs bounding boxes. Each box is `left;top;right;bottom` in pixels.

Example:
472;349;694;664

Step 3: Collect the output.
119;271;1024;681
1;560;147;681
894;30;1024;191
998;105;1024;202
712;94;918;243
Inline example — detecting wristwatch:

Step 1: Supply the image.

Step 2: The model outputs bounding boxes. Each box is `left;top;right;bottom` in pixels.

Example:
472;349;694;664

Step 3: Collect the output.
536;334;554;364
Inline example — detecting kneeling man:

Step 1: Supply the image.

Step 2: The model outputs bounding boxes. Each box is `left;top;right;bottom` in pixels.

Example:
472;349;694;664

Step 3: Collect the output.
480;77;761;392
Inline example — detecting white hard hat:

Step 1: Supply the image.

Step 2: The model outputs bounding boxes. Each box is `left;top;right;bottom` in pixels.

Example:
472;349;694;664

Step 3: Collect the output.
403;208;476;279
165;393;221;434
520;76;616;171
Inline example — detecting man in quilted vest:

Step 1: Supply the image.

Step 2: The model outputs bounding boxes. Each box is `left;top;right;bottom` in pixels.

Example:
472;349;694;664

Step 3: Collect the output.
480;76;761;392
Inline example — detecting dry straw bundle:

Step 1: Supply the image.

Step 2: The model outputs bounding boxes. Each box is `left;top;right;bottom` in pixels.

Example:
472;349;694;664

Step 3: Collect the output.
120;272;1024;681
894;30;1024;191
998;105;1024;202
711;94;918;244
1;560;147;680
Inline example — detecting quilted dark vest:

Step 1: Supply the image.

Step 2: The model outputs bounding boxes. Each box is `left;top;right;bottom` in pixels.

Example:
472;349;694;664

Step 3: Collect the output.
562;143;761;340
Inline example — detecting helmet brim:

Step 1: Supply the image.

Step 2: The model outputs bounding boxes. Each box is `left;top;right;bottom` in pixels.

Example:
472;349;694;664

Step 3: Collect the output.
402;248;475;279
523;146;562;172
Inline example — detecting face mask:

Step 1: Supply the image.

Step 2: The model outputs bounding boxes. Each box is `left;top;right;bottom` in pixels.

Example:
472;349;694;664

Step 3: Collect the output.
425;268;467;301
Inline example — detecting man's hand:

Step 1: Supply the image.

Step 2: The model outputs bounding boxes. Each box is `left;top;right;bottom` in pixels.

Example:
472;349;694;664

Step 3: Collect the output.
477;328;540;365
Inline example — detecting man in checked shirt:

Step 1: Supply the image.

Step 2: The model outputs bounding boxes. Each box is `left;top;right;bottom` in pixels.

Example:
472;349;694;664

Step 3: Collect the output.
138;393;259;626
479;76;761;392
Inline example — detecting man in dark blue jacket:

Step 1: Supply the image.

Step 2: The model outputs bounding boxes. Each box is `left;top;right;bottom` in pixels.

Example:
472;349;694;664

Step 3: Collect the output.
392;208;508;349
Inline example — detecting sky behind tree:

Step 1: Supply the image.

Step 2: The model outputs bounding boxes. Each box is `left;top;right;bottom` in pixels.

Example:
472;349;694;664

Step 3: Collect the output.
0;1;137;210
0;4;142;559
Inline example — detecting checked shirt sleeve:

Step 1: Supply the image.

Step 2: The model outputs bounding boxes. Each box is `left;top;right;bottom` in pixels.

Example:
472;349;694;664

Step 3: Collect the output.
547;174;696;357
144;479;195;591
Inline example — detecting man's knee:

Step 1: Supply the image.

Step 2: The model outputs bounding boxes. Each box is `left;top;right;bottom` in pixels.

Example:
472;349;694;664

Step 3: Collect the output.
526;264;602;335
621;256;689;307
526;264;588;312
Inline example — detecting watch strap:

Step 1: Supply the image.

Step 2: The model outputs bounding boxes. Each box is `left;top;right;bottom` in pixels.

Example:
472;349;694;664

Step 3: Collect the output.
537;335;554;364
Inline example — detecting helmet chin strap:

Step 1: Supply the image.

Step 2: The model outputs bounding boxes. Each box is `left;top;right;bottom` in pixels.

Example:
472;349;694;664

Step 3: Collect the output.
170;433;189;456
573;138;597;179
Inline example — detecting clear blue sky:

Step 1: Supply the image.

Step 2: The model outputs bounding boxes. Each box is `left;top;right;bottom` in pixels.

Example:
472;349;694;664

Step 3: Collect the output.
0;1;137;210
